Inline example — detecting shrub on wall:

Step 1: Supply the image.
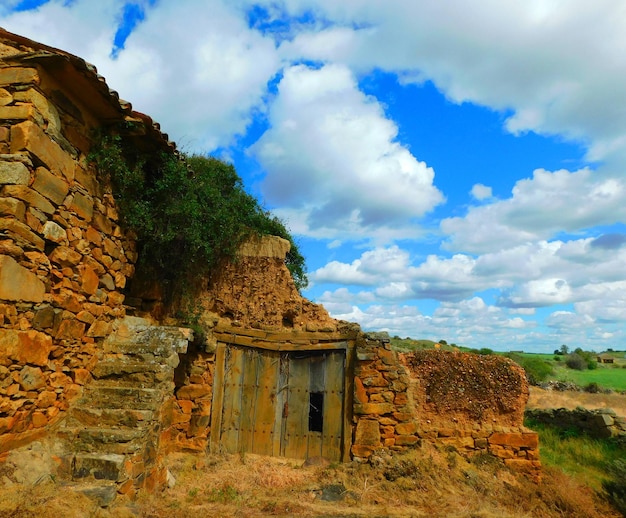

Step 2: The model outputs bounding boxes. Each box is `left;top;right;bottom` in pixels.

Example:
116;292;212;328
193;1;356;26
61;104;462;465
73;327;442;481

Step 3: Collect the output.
89;135;308;292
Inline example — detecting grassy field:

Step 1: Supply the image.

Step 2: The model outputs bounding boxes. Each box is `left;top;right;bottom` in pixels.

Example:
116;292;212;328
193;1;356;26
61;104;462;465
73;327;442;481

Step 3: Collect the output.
550;363;626;391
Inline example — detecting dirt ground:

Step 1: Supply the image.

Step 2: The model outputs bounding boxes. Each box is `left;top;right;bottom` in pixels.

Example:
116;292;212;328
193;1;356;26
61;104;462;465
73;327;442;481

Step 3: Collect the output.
527;386;626;416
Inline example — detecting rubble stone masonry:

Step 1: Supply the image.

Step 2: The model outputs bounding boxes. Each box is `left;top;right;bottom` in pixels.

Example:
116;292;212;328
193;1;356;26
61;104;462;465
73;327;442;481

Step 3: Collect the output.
0;40;137;454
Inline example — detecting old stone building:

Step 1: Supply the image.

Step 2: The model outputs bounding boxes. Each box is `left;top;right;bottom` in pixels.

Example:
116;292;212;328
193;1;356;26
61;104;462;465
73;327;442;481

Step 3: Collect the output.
0;27;539;504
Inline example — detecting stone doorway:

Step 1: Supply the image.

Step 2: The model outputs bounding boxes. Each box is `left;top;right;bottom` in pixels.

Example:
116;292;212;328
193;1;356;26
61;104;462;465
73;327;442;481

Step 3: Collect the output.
210;344;345;460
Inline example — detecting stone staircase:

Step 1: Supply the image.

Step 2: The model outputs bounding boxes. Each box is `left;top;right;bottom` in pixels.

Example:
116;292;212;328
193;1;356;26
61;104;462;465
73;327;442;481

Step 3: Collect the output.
54;317;191;505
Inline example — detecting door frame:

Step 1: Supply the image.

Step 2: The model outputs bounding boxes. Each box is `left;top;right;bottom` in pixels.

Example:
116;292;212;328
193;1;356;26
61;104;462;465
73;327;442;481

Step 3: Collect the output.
209;326;355;462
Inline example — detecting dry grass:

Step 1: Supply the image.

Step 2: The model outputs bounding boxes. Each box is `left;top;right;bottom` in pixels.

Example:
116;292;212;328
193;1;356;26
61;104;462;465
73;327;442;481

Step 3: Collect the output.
528;386;626;416
1;444;617;518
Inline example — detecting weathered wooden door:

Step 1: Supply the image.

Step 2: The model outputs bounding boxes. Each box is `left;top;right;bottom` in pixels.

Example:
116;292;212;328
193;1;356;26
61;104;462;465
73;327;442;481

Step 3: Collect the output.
210;345;345;460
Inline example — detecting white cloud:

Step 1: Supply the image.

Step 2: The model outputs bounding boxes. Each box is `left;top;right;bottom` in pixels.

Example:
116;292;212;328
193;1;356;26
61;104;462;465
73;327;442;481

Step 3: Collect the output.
441;168;626;253
269;0;626;166
251;63;444;239
471;183;492;200
1;0;280;152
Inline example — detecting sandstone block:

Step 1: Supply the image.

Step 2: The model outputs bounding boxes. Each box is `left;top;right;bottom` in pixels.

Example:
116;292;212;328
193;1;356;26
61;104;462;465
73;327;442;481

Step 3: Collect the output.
99;273;116;290
351;444;376;458
0;104;38;121
86;320;112;338
355;401;395;415
33;306;56;329
439;436;476;450
395;422;418;435
92;211;112;234
32;167;69;205
2;184;54;215
36;390;57;408
0;88;12;106
0;255;45;302
394;435;420;446
0;160;30;185
18;365;45;390
11;121;74;181
42;221;67;244
69;192;93;222
84;226;102;246
176;384;212;400
0;328;52;366
354;419;381;447
13;89;62;137
78;264;99;295
0;197;25;220
178;400;194;414
55;319;86;340
0;67;40;87
49;245;82;266
74;166;99;197
0;218;45;250
489;432;538;449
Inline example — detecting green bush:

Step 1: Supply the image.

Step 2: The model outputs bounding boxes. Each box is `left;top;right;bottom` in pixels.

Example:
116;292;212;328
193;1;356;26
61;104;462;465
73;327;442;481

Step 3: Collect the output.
505;353;554;385
89;135;307;292
603;459;626;516
566;353;587;371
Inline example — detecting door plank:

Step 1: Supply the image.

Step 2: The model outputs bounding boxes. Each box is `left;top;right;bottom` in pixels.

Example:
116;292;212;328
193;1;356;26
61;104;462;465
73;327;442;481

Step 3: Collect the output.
239;347;260;453
282;354;310;459
220;345;245;453
322;351;345;460
252;350;280;456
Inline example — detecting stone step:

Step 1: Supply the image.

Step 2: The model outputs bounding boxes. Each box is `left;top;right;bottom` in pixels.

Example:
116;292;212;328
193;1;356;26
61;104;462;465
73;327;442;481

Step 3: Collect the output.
59;426;146;454
103;325;190;358
72;453;127;482
77;386;162;410
92;359;173;384
63;481;119;507
67;406;154;428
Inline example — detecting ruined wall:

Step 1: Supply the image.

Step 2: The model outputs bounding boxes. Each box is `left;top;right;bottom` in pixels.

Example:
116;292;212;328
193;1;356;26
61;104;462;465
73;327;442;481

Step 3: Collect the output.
526;407;626;441
0;39;137;453
351;345;540;478
404;350;540;477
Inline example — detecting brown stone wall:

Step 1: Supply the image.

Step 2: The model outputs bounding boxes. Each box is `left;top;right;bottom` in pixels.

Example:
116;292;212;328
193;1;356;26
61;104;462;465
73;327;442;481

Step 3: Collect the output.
161;344;215;452
351;343;540;478
403;350;540;478
351;333;419;459
0;59;137;452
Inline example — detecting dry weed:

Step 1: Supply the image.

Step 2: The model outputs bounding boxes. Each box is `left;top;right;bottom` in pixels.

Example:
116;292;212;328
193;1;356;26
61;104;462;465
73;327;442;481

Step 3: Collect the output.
0;446;621;517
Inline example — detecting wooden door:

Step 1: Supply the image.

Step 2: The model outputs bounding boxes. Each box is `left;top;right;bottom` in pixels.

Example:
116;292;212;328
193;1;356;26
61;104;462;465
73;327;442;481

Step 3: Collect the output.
210;345;345;461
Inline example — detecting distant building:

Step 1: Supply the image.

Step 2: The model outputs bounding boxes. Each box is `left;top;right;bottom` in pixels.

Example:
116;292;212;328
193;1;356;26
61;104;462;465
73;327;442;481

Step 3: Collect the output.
596;354;614;364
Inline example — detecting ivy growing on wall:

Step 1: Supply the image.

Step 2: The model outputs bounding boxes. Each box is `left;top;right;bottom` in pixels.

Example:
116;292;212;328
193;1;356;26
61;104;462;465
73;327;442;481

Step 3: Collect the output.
89;134;308;292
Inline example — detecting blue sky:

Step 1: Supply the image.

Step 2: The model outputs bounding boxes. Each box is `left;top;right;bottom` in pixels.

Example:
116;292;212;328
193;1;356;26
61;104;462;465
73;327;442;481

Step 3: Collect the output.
3;0;626;352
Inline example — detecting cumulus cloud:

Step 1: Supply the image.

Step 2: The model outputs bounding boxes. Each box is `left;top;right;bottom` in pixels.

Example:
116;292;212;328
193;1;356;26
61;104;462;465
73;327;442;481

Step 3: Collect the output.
470;184;492;201
251;63;444;238
268;0;626;166
1;0;280;152
441;168;626;253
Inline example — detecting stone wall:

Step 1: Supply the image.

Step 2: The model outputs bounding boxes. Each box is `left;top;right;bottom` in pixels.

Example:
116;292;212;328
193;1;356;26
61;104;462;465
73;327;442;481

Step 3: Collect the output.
0;36;138;453
526;407;626;441
351;333;419;459
352;345;540;479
